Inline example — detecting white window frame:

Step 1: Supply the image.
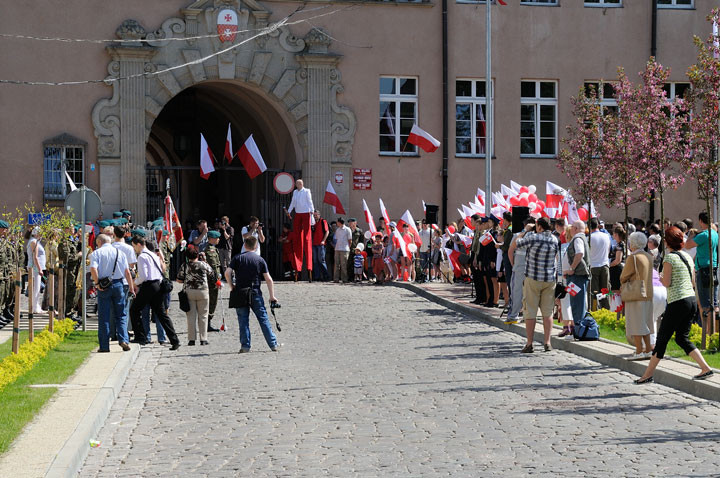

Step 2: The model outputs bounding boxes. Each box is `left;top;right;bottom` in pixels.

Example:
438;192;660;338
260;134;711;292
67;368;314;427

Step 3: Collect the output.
455;79;493;158
379;76;418;156
584;81;618;114
584;0;622;7
520;0;559;5
43;143;84;200
520;80;558;158
657;0;693;9
664;82;691;101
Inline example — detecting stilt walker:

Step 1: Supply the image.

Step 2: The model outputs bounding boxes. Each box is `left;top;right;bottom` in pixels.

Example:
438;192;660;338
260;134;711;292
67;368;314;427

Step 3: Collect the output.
285;179;314;281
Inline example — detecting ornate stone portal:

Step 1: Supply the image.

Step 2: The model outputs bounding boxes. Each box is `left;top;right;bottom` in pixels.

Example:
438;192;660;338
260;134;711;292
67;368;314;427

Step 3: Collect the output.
92;0;356;222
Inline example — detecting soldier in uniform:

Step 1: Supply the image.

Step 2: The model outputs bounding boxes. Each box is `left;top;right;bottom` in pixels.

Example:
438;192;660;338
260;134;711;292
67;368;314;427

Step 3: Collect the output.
0;220;10;328
57;225;74;318
66;226;83;320
204;230;222;332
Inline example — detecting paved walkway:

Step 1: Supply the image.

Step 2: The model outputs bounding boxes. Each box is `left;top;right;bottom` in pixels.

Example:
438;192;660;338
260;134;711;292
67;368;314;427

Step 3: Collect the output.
79;283;720;477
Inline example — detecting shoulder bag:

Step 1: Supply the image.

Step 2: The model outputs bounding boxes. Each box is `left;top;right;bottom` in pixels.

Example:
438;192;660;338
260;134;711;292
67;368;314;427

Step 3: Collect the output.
671;251;695;288
620;254;648;302
143;252;174;294
228;286;253;308
177;264;191;312
97;249;119;290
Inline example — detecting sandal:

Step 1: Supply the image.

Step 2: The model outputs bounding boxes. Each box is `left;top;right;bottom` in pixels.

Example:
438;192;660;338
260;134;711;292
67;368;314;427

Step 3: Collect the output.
521;344;534;353
693;370;714;381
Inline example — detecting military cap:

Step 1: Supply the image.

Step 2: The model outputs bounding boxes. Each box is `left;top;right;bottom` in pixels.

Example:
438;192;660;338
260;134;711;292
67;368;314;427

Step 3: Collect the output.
0;220;9;229
98;220;111;228
131;229;147;238
348;218;357;223
207;230;221;239
162;229;170;236
121;210;132;217
118;218;128;225
112;212;123;218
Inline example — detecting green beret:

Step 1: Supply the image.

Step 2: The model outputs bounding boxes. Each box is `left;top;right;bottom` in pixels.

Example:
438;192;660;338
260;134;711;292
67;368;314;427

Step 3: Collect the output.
98;220;111;227
131;229;147;238
112;212;123;218
207;230;221;239
118;218;128;225
162;229;170;236
122;210;132;216
0;220;9;229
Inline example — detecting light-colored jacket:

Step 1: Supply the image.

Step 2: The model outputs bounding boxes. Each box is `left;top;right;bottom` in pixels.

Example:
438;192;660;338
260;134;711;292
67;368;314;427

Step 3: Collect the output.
619;250;654;302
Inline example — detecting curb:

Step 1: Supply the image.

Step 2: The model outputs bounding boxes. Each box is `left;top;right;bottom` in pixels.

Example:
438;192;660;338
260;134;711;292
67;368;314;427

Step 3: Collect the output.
44;344;141;478
392;282;720;402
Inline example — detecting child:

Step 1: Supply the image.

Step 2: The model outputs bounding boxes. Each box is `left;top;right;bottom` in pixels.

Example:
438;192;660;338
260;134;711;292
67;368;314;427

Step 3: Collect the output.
371;233;385;283
353;247;365;283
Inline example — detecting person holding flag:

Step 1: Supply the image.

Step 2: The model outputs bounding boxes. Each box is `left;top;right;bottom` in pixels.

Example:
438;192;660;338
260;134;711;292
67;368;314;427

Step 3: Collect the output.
286;179;314;281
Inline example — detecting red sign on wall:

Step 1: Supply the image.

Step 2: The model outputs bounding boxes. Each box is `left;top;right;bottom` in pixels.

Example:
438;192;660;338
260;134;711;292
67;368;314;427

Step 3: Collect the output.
353;168;372;190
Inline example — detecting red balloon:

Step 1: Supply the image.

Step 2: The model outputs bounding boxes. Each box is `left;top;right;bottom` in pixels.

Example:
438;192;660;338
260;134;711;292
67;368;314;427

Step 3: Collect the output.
578;208;589;221
509;196;519;206
447;225;456;234
519;197;529;207
519;186;529;194
528;193;538;203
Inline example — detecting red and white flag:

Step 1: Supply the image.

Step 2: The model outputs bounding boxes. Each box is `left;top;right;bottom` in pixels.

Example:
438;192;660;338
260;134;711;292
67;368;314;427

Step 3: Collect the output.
237;134;267;179
422;200;426;213
362;199;377;234
444;247;462;277
456;233;473;248
545;181;566;218
398;209;422;247
476;188;485;206
480;231;494;246
224;123;233;164
393;228;410;258
407;124;441;153
469;200;484;216
462;205;476;230
510;180;522;194
566;282;581;297
164;194;184;248
501;184;516;200
200;133;216;180
323;181;346;215
379;198;392;236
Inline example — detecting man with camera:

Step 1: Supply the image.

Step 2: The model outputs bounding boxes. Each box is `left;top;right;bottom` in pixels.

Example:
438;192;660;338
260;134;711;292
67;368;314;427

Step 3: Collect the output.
215;216;234;274
189;219;209;253
225;236;280;353
241;216;265;256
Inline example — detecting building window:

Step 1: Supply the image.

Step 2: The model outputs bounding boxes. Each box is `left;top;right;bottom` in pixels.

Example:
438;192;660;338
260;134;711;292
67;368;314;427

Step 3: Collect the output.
379;76;418;154
43;133;85;200
663;82;691;100
520;80;557;157
657;0;693;8
521;0;558;4
456;79;492;157
584;81;618;116
585;0;622;6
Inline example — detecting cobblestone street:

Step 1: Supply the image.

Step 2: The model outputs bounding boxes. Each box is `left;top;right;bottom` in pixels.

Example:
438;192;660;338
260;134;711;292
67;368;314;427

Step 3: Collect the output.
79;283;720;477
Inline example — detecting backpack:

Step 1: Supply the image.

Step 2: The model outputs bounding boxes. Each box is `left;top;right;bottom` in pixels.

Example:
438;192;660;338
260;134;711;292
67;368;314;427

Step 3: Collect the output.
573;313;600;341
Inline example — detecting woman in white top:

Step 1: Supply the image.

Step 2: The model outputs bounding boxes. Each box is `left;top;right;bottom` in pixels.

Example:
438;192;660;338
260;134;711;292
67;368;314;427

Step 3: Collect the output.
26;227;46;313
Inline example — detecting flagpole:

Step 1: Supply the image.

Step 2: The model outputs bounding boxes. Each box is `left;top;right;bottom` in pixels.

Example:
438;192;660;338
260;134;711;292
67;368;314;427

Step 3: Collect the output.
485;0;493;217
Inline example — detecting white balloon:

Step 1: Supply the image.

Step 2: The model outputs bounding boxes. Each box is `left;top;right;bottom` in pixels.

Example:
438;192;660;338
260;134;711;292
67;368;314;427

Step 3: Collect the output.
407;243;418;253
364;230;372;240
357;243;365;251
529;202;537;210
528;185;537;194
520;192;529;200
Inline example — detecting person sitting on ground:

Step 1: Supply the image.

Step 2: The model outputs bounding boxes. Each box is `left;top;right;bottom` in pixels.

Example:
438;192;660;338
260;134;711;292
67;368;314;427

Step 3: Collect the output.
635;227;713;384
621;232;655;361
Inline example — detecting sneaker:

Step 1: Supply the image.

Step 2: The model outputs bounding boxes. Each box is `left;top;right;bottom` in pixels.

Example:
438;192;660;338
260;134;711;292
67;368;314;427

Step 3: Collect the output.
270;343;283;352
504;317;518;325
521;344;534;353
627;353;646;361
238;348;250;354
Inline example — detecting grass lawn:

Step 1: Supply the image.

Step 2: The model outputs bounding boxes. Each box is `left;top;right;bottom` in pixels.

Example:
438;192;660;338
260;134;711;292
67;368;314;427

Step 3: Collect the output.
0;331;97;454
597;324;720;369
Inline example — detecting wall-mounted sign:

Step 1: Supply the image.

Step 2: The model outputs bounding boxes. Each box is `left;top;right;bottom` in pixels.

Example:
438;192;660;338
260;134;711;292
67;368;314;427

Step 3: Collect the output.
353;168;372;190
217;9;238;43
335;172;344;184
273;172;295;194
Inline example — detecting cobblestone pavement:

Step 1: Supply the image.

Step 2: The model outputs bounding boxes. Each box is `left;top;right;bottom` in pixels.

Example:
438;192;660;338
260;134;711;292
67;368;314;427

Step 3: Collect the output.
79;283;720;477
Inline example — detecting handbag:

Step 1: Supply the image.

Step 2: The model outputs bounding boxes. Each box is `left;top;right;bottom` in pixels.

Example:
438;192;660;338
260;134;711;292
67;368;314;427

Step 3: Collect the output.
228;286;253;308
97;249;119;289
177;264;191;312
620;254;647;302
143;252;173;293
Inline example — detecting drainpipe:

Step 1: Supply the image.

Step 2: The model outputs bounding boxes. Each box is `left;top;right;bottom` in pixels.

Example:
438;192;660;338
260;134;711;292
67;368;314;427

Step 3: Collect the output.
651;0;658;59
441;0;449;227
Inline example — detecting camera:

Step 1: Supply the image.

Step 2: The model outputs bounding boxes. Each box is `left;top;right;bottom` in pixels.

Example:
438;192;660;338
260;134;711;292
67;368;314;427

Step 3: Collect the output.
270;301;281;310
258;222;264;228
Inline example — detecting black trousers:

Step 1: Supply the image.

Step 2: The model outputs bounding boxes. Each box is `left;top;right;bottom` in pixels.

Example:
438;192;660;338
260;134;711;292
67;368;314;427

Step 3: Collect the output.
130;280;179;346
472;267;487;302
653;297;697;359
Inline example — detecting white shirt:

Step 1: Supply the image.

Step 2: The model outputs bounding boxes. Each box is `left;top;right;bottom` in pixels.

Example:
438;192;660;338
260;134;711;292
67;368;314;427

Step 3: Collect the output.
113;240;137;285
27;238;46;271
136;247;164;285
240;226;261;255
90;243;129;281
333;225;352;252
589;230;610;268
288;187;314;214
419;228;432;253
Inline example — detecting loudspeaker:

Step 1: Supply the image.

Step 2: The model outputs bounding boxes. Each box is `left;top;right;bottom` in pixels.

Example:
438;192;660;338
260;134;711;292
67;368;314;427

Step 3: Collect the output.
512;207;530;232
425;204;439;225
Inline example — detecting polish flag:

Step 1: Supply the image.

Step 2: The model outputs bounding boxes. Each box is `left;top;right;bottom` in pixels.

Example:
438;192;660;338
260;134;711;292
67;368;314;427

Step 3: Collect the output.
492;192;510;211
393;228;410;257
164;194;184;247
469;200;484;216
545;181;567;219
476;188;485;206
566;282;581;297
456;233;473;248
510;180;522;194
407;124;441;153
237;134;267;179
480;231;495;246
362;199;377;234
323;181;346;215
501;184;516;200
444;248;462;278
462;205;476;230
398;210;422;247
422;200;426;213
379;198;392;236
200;133;216;180
224;123;233;164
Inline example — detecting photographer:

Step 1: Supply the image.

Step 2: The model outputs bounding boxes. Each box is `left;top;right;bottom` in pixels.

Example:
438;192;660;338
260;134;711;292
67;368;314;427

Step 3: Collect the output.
225;236;280;353
188;219;209;253
215;216;234;274
241;216;265;256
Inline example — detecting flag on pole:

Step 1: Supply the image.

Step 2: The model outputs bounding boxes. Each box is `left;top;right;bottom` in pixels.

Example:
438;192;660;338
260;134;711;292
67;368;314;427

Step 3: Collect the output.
480;231;494;246
323;181;346;215
545;181;567;216
393;228;410;258
566;282;581;297
510;180;522;194
200;133;215;180
407;124;441;153
501;184;516;199
456;233;473;248
398;210;422;247
237;134;267;179
422;200;426;213
462;205;476;230
476;188;485;206
362;199;377;234
379;198;392;236
224;123;233;164
65;171;77;192
444;247;462;278
164;194;183;250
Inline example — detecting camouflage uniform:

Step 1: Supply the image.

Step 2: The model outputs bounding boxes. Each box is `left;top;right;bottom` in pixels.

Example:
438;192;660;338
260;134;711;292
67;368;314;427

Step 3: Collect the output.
205;243;221;325
65;239;82;316
0;237;8;315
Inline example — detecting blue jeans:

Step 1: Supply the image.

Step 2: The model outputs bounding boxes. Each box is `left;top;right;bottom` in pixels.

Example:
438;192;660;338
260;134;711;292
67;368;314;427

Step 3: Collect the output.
567;274;589;326
420;251;430;274
97;280;129;350
312;245;329;281
141;293;168;343
696;271;718;310
235;290;277;350
109;284;132;340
